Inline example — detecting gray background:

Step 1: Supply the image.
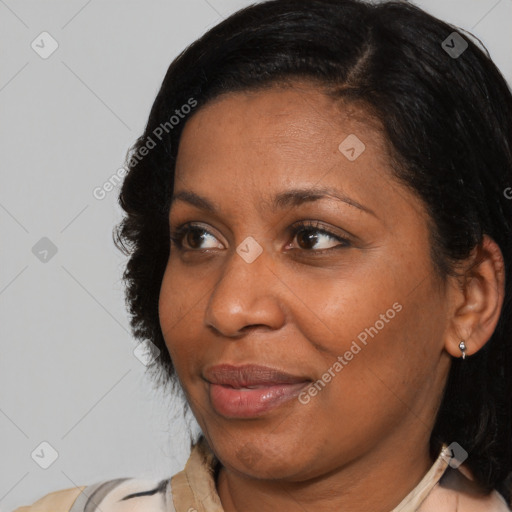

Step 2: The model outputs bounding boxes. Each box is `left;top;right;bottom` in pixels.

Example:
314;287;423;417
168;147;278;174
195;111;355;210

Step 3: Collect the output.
1;1;511;510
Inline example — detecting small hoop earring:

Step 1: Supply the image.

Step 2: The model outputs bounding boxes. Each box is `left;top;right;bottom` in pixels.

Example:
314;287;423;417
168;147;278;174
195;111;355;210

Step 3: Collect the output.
459;340;466;360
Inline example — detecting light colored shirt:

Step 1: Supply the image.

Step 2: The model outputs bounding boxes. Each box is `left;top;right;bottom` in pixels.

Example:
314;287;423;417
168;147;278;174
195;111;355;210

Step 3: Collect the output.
13;439;511;512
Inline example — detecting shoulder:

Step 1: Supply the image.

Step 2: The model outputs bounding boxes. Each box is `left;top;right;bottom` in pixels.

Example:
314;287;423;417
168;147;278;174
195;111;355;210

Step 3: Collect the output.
12;477;173;512
420;486;510;512
12;486;86;512
419;465;511;512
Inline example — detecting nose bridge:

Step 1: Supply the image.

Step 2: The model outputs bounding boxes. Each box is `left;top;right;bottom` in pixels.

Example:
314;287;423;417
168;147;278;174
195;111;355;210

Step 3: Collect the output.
204;240;285;336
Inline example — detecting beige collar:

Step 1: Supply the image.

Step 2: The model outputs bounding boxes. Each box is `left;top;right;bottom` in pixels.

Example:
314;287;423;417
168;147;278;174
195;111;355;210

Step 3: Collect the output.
391;444;451;511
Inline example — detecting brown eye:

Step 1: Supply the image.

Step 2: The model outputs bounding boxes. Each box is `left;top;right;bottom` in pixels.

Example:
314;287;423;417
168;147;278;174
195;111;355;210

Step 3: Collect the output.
186;229;208;249
170;224;224;250
289;222;351;252
296;229;321;250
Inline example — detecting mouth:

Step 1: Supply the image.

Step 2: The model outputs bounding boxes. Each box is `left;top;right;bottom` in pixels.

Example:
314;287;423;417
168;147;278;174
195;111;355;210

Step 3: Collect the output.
203;364;312;418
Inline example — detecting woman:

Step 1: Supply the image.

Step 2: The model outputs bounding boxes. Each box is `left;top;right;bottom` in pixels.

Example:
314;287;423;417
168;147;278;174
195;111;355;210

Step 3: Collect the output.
14;0;512;510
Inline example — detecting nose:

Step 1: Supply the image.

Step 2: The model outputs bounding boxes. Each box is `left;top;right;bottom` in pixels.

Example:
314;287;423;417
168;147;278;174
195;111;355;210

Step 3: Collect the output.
204;246;286;337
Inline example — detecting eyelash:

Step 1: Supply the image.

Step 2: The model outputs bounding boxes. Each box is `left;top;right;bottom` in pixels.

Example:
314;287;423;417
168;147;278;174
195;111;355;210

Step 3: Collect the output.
169;220;351;254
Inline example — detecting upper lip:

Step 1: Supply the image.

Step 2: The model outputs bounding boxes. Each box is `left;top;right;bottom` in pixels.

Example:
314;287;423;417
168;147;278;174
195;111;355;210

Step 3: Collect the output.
203;364;310;388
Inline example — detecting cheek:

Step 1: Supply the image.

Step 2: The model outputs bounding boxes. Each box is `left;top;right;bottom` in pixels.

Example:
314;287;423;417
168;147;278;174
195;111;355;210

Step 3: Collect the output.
158;263;204;369
284;259;401;353
304;247;442;394
303;305;433;457
324;279;444;417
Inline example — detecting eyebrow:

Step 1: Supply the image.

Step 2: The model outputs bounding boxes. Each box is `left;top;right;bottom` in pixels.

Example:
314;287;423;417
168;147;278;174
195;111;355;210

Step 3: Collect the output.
170;187;376;216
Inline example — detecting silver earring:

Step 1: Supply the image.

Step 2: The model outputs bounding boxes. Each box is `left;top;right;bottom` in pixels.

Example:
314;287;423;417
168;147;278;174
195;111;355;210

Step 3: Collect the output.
459;340;466;360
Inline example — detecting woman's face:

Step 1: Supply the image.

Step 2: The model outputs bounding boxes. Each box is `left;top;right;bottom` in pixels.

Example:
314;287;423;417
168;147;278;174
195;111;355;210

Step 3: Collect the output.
159;83;453;480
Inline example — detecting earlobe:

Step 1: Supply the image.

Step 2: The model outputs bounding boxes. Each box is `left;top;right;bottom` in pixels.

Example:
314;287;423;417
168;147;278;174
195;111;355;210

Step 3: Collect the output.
444;234;505;359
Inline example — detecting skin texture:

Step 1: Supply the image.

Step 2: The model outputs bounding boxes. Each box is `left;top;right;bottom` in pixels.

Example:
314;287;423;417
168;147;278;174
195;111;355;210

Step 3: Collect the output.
158;83;505;512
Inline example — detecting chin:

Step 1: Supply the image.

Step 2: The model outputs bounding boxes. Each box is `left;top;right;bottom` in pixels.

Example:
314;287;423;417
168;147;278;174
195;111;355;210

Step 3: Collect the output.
211;430;313;480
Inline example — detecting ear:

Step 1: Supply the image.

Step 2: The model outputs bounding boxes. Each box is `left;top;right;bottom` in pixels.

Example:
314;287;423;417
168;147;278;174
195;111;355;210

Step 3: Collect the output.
444;235;506;359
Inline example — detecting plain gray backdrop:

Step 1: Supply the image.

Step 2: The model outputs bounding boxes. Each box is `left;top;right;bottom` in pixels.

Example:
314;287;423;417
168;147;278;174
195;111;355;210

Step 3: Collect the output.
1;0;511;510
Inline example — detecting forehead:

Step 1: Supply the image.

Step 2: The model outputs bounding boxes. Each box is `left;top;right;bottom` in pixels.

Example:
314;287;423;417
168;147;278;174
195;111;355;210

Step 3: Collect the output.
171;84;430;239
178;83;385;155
175;84;389;189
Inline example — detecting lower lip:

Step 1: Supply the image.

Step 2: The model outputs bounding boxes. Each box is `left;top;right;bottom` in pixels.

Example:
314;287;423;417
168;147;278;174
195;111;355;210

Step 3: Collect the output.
209;381;310;418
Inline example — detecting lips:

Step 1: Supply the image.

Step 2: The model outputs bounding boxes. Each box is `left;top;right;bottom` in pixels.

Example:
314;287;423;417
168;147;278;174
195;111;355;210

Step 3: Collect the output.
204;364;308;387
203;364;311;418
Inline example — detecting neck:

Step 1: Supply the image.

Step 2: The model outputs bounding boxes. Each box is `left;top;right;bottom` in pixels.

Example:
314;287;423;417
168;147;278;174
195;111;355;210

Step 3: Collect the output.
216;435;435;512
